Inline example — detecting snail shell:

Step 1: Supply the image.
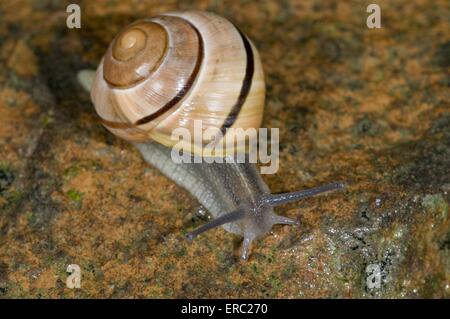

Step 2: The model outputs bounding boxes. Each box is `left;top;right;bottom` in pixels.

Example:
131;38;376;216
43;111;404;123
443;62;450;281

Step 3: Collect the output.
91;10;265;155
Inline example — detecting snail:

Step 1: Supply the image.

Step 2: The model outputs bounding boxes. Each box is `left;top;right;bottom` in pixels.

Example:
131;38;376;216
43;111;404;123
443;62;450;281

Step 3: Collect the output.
77;10;344;260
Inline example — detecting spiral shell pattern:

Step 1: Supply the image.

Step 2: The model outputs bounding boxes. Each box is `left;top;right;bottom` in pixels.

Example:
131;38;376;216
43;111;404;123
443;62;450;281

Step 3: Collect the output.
91;11;265;155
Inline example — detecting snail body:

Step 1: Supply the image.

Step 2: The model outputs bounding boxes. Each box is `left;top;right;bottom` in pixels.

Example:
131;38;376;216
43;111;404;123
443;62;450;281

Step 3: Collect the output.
78;10;343;260
136;142;281;260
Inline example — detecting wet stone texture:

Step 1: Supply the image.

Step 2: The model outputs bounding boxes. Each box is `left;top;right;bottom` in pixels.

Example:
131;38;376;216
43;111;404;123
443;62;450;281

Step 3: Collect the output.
0;0;449;298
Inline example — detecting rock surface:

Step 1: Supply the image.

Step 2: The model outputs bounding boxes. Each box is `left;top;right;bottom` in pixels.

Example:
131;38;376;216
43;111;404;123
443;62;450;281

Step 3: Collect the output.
0;0;448;298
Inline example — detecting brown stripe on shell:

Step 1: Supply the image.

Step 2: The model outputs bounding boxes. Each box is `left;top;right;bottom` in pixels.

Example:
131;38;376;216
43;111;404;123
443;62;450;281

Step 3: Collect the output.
134;17;204;126
100;118;134;129
219;27;255;135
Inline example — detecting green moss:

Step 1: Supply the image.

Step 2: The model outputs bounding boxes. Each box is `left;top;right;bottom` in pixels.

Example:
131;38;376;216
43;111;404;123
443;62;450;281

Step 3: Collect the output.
63;165;80;180
422;194;448;221
422;272;447;298
281;262;297;279
266;272;283;297
67;189;83;203
40;110;54;128
3;190;22;209
251;263;259;275
0;163;14;193
25;211;37;225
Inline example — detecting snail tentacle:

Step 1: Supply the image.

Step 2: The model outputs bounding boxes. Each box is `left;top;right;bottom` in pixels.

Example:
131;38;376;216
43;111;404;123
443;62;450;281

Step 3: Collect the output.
77;70;96;93
186;208;246;241
241;234;255;260
271;214;299;226
262;182;345;207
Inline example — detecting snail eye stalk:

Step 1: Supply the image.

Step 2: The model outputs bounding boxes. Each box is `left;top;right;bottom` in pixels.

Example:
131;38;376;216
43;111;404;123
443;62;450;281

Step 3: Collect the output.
263;182;345;207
